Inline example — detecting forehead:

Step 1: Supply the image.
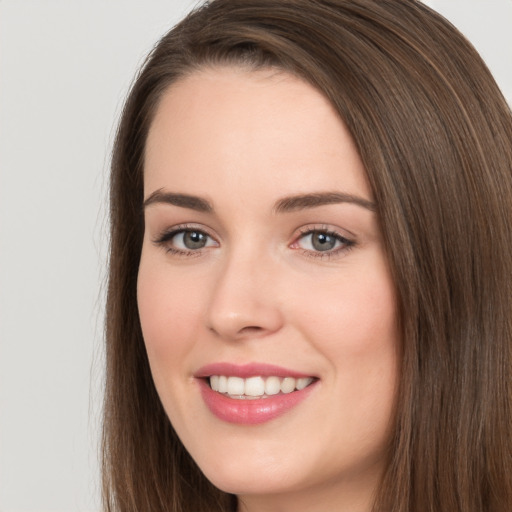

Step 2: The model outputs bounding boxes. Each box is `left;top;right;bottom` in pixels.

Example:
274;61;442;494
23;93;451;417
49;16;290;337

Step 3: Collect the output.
144;66;371;203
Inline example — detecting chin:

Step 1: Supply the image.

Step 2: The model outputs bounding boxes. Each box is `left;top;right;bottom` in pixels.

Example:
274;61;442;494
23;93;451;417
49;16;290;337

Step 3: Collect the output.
191;447;301;496
205;468;299;497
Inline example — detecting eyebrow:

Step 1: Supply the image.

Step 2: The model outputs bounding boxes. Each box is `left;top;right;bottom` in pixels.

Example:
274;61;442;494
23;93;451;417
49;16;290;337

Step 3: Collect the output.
143;189;213;212
273;192;376;213
142;189;376;214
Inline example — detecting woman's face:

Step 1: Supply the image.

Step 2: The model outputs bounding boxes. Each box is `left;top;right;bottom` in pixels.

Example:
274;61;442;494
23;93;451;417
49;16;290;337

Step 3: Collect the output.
138;67;399;511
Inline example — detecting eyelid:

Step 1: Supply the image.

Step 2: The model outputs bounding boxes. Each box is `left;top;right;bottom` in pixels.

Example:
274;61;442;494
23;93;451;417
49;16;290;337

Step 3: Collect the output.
152;223;219;255
151;222;356;259
290;224;356;259
291;224;354;241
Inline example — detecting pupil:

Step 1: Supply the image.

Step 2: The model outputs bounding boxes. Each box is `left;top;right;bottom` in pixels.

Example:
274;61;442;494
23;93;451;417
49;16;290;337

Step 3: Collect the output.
312;232;336;251
184;231;206;249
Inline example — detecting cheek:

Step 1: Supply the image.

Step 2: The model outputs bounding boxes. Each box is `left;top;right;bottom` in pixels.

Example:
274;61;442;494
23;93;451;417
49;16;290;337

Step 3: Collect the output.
290;260;399;413
136;256;204;374
294;264;397;356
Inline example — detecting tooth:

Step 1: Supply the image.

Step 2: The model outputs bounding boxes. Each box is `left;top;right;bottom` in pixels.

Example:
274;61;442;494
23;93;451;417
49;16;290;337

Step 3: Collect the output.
227;376;245;395
210;375;220;391
265;376;281;395
213;375;312;396
218;375;228;393
245;376;265;396
281;377;296;394
296;377;313;390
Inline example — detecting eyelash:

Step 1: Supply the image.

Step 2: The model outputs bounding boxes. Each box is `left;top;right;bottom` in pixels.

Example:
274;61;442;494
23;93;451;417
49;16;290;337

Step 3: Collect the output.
292;226;355;260
152;224;216;257
152;224;356;260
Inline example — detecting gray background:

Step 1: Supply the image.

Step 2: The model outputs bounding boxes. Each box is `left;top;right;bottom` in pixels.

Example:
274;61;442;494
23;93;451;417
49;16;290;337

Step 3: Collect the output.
0;1;510;511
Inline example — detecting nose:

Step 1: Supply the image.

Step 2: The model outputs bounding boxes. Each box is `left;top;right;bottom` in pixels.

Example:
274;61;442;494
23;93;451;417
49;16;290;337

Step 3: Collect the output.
205;250;284;341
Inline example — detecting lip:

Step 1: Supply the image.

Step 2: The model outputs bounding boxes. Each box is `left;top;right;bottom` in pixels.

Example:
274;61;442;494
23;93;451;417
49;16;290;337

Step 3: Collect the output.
195;362;318;425
195;362;314;379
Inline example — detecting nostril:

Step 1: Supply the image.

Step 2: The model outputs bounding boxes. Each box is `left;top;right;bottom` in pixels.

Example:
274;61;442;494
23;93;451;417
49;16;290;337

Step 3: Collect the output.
240;326;263;333
208;324;265;340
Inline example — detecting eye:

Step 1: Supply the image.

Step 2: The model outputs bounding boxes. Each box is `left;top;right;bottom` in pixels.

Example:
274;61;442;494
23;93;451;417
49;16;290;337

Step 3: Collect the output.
291;228;355;257
174;230;212;250
153;226;218;255
301;231;339;252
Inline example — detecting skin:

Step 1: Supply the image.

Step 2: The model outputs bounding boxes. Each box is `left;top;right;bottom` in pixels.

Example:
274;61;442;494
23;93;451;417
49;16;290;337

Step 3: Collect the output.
138;66;399;512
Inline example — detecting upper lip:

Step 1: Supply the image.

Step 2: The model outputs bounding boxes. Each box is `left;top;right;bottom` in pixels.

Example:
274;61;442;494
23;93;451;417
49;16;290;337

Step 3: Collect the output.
195;362;315;379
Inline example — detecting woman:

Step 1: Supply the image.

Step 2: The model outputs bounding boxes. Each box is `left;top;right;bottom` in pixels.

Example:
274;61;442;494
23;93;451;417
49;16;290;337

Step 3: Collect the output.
103;0;512;511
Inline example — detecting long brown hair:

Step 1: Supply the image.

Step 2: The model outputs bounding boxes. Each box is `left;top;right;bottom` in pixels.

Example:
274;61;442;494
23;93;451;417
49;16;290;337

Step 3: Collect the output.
103;1;512;510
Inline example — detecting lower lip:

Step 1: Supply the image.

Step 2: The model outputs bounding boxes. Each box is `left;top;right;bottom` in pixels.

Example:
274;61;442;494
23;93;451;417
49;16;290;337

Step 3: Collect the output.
198;379;317;425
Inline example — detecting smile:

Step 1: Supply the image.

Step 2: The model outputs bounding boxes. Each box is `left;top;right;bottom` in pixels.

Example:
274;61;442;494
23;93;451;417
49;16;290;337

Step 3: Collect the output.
209;375;314;399
195;363;318;425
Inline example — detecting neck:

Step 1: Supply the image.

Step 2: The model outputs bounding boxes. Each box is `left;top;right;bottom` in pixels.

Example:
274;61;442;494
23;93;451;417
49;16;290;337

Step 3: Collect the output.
236;469;379;512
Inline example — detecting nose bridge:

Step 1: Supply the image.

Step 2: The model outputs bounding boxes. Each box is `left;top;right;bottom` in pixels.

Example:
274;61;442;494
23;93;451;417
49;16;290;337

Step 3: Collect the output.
206;241;283;340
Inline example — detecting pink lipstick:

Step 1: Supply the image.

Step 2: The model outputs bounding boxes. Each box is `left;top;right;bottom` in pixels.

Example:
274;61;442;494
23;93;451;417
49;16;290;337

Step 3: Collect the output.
195;363;318;425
